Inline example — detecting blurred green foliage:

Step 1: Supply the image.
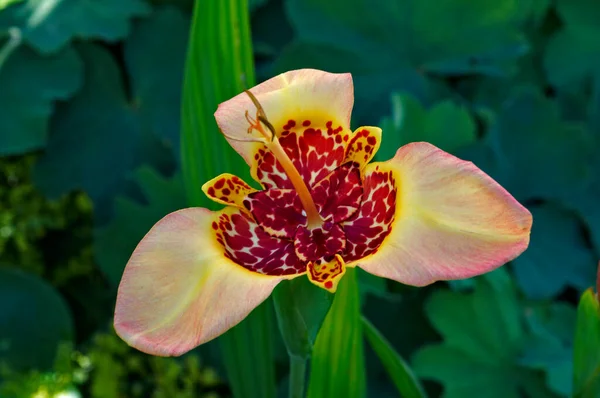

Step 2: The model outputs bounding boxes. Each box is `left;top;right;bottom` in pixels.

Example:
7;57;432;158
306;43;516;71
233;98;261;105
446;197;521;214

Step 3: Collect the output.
0;331;223;398
0;0;599;396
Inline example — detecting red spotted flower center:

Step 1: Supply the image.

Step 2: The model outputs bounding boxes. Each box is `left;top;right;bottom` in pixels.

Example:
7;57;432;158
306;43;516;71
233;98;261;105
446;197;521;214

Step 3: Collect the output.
245;160;363;268
208;92;398;290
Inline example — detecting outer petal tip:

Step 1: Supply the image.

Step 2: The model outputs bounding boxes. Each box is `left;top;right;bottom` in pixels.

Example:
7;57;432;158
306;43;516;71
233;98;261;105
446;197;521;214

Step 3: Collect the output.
354;142;533;287
114;208;282;356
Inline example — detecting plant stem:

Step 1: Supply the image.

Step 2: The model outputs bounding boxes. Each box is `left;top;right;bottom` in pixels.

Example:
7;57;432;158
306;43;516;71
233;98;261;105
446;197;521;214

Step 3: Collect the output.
289;355;307;398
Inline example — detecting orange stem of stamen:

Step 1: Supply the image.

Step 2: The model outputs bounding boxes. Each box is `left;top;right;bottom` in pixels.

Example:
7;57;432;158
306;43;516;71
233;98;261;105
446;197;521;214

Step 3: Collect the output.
267;138;323;229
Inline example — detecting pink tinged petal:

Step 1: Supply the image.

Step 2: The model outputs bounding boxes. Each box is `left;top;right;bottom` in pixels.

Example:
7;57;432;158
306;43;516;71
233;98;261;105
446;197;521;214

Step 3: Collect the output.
253;121;350;190
312;162;363;223
202;173;257;208
341;165;397;263
215;69;354;166
294;222;346;263
354;142;533;287
307;254;346;293
243;188;307;239
344;126;382;169
215;207;306;276
114;208;283;356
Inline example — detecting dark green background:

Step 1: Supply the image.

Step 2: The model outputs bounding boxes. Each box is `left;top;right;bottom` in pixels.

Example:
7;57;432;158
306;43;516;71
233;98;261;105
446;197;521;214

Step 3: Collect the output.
0;0;598;396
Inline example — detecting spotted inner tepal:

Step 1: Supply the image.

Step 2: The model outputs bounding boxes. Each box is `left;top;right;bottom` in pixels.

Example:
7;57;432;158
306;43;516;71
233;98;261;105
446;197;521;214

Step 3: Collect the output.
204;111;389;292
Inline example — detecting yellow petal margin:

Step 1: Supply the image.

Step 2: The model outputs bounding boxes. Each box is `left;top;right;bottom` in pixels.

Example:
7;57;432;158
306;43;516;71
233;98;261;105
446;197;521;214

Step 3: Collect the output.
355;142;532;286
214;69;354;165
114;208;283;356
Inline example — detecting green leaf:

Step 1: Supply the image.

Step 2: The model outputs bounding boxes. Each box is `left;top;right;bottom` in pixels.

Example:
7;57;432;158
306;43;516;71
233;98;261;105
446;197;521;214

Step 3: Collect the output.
512;203;596;299
284;0;527;77
486;87;594;201
0;43;82;155
573;289;600;398
378;93;476;161
555;0;600;35
0;0;150;53
308;268;366;398
273;41;434;124
0;267;74;371
568;179;600;256
33;17;187;217
519;302;576;396
218;301;277;398
124;6;190;154
413;275;558;398
181;0;255;208
180;1;275;398
94;167;186;286
356;267;400;303
544;28;600;90
362;316;427;398
543;0;600;89
276;0;527;125
272;277;333;358
33;44;142;219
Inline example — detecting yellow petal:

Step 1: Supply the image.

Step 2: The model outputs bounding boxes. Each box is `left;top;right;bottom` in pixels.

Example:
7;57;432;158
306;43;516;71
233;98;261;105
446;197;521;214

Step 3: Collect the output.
307;254;346;293
215;69;353;166
114;208;283;356
352;142;532;286
344;126;382;169
202;173;257;208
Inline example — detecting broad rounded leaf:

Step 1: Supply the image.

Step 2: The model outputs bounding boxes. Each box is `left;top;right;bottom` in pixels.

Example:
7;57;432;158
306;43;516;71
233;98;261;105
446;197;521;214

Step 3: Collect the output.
488;88;594;201
0;268;74;370
512;204;596;299
124;6;190;154
413;275;559;398
34;44;141;220
285;0;527;77
544;28;600;89
0;44;82;155
378;93;476;160
0;0;150;53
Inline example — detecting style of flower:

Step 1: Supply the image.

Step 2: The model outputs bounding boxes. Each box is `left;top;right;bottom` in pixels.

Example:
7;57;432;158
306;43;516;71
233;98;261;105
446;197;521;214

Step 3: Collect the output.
114;69;532;356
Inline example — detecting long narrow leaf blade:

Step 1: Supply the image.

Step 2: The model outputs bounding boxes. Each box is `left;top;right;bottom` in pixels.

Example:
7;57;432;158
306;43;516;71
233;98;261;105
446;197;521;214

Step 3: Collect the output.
180;1;275;397
181;0;254;207
308;267;366;398
573;289;600;397
362;316;427;398
219;301;276;398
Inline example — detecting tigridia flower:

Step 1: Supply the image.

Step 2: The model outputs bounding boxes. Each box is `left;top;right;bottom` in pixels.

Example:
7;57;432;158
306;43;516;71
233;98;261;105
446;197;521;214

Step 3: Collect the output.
114;69;532;356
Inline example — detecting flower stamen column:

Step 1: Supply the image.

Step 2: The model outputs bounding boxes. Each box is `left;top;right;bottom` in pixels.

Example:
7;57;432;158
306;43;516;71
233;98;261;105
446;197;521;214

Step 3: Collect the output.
245;90;324;229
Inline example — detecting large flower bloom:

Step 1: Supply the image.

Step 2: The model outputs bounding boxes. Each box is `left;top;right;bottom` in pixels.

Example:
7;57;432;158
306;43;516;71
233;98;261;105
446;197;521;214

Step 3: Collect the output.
114;69;532;356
